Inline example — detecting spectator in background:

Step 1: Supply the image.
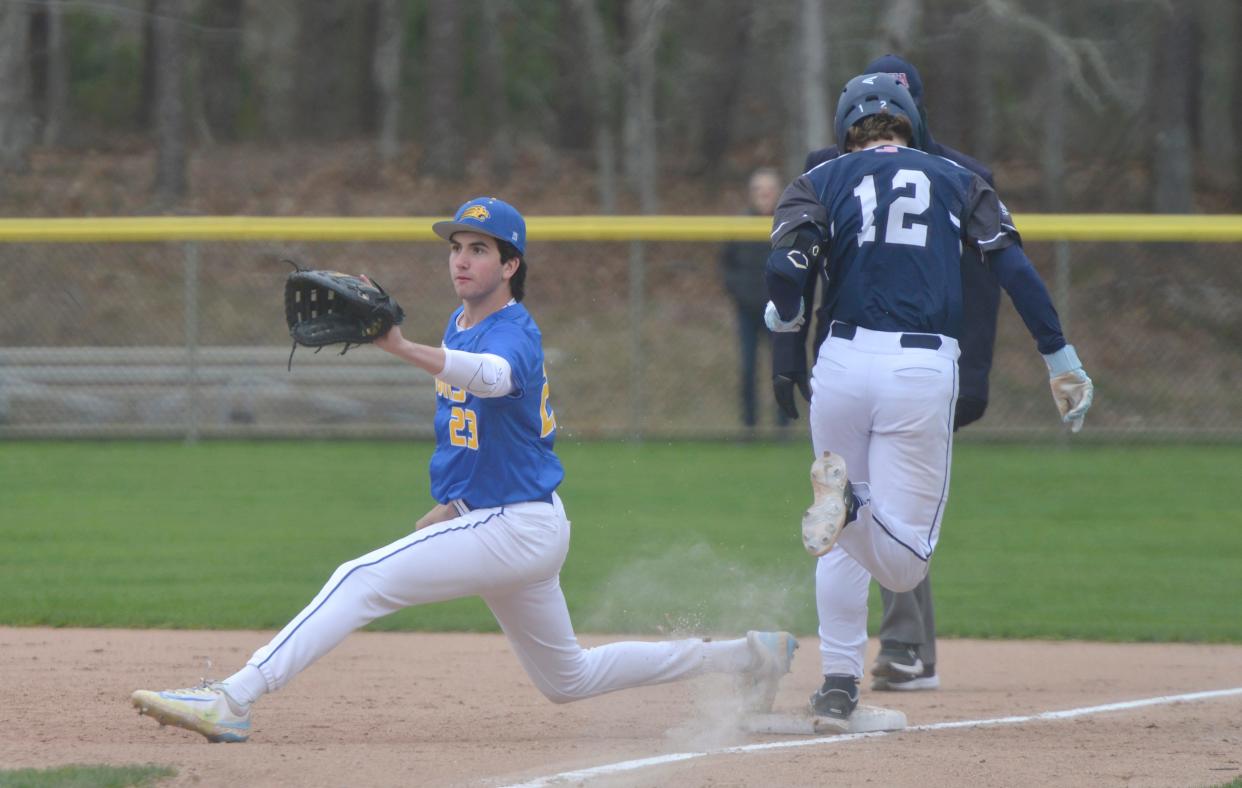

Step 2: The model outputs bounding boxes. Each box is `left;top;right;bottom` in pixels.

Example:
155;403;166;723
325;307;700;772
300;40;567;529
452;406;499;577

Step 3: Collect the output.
721;167;787;432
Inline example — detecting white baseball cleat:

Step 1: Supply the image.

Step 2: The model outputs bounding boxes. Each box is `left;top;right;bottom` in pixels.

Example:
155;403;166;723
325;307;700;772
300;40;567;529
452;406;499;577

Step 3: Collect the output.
740;631;799;714
132;681;251;743
802;451;856;557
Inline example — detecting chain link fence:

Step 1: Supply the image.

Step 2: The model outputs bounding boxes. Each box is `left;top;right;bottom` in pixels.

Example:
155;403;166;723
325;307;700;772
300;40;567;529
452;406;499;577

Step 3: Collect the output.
2;221;1240;441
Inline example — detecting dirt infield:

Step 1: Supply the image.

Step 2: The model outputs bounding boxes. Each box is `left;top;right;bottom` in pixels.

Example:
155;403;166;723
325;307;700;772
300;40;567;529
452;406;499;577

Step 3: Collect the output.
2;628;1240;787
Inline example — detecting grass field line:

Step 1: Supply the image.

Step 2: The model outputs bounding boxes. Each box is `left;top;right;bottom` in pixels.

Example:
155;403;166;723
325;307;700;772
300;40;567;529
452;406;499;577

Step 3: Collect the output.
498;686;1242;788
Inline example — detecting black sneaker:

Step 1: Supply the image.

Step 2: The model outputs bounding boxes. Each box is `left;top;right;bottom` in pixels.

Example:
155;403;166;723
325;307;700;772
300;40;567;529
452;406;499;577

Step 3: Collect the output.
872;662;939;691
809;674;859;719
871;641;940;691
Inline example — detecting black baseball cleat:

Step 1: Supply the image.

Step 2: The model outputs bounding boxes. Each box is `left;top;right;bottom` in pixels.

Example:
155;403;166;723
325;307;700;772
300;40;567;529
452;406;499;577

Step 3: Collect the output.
809;674;859;720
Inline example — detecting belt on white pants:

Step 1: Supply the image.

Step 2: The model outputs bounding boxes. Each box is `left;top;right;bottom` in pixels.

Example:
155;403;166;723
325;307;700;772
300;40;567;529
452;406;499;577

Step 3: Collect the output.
827;321;959;359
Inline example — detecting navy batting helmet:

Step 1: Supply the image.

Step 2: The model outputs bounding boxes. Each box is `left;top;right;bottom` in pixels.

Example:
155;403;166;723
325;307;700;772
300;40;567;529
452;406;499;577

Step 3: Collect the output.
833;72;924;151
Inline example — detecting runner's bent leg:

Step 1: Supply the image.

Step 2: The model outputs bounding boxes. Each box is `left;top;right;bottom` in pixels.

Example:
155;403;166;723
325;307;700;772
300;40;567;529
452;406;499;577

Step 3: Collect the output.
836;348;957;591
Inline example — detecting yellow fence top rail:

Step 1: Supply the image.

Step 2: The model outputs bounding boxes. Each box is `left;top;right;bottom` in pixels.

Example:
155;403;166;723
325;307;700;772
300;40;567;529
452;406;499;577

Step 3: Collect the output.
2;214;1242;243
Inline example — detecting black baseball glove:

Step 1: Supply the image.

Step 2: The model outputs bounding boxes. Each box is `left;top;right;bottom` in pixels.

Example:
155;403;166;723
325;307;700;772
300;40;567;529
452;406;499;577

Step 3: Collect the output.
284;265;405;369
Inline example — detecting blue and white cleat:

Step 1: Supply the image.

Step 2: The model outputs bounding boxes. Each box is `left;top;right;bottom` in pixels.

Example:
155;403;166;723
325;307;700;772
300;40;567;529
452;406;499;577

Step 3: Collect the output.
132;681;251;743
741;631;799;714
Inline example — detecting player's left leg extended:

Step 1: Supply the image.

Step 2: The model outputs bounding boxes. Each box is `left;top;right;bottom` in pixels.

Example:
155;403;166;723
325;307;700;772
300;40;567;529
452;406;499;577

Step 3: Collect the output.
484;496;796;709
134;502;574;741
485;575;795;710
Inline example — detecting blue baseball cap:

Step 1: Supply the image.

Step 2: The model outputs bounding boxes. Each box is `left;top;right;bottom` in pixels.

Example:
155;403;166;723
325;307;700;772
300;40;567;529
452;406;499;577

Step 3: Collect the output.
863;54;923;105
432;197;526;255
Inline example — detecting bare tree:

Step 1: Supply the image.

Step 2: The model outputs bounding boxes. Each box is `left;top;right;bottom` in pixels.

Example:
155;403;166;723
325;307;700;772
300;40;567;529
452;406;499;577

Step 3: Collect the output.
971;25;998;164
295;0;358;139
421;0;463;178
799;0;828;155
41;0;68;146
781;0;828;178
574;0;619;212
622;0;669;213
550;0;592;155
372;0;403;163
1151;3;1195;213
249;0;300;140
139;0;157;128
979;0;1141;208
480;0;514;181
0;0;33;172
1040;0;1067;211
871;0;923;55
152;0;189;204
684;0;754;177
199;0;246;142
1197;0;1236;193
981;0;1134;109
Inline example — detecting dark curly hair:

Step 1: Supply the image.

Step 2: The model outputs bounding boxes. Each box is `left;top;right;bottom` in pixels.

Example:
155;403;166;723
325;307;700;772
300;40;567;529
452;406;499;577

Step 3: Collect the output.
498;240;526;302
844;114;915;152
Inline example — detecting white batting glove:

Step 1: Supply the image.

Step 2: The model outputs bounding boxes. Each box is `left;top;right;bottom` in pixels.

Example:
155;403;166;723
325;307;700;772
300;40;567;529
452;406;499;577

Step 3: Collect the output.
1042;344;1094;433
764;299;806;333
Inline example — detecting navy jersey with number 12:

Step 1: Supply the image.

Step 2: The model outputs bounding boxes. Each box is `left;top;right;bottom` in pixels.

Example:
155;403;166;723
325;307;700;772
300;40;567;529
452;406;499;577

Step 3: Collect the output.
772;145;1019;339
429;302;563;508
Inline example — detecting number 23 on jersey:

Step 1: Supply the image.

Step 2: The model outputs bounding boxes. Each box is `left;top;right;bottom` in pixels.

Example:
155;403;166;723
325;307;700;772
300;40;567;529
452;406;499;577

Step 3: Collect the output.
448;407;478;449
441;367;557;450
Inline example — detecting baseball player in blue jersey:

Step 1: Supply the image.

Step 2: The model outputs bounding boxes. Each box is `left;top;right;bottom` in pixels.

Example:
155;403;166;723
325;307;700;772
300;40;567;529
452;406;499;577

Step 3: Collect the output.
131;197;797;743
764;75;1093;724
797;55;1002;692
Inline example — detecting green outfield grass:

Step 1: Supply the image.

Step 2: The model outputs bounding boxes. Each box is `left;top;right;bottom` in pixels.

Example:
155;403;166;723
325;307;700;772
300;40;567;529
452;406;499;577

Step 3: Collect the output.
0;764;174;787
1;441;1238;642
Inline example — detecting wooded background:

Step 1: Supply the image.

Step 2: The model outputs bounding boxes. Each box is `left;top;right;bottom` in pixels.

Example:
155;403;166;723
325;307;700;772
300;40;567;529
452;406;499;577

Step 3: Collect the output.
2;1;1240;441
0;0;1237;216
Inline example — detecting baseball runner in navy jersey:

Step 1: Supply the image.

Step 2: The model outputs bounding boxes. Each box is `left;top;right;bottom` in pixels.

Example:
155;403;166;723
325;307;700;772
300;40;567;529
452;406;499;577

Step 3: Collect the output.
764;75;1093;723
799;55;1001;692
131;197;797;743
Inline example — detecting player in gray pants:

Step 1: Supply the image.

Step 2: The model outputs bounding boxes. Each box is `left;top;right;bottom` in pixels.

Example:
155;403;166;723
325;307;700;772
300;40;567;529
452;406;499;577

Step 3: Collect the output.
793;55;1000;691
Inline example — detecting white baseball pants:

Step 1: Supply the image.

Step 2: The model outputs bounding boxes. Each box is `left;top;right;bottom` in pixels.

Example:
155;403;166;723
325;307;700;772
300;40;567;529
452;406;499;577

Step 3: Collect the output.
808;324;959;677
241;495;743;703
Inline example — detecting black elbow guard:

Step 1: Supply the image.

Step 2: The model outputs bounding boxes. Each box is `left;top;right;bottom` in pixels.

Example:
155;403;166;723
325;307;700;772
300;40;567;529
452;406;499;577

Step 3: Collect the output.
767;225;825;283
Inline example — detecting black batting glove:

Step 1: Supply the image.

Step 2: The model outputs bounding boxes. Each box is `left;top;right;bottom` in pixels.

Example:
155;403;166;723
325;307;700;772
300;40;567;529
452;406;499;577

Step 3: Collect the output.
771;330;811;420
773;372;812;420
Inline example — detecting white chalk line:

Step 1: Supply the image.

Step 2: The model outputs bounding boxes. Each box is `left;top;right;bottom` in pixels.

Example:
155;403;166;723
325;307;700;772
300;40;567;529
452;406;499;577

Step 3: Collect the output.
498;686;1242;788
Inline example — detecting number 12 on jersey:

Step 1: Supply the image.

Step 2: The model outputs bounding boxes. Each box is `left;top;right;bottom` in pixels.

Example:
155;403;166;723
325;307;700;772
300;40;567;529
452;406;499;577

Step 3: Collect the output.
852;168;931;248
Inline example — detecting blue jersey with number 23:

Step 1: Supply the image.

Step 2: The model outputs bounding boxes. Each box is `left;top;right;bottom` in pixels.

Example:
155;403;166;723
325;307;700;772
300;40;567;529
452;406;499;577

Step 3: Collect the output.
428;302;563;508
